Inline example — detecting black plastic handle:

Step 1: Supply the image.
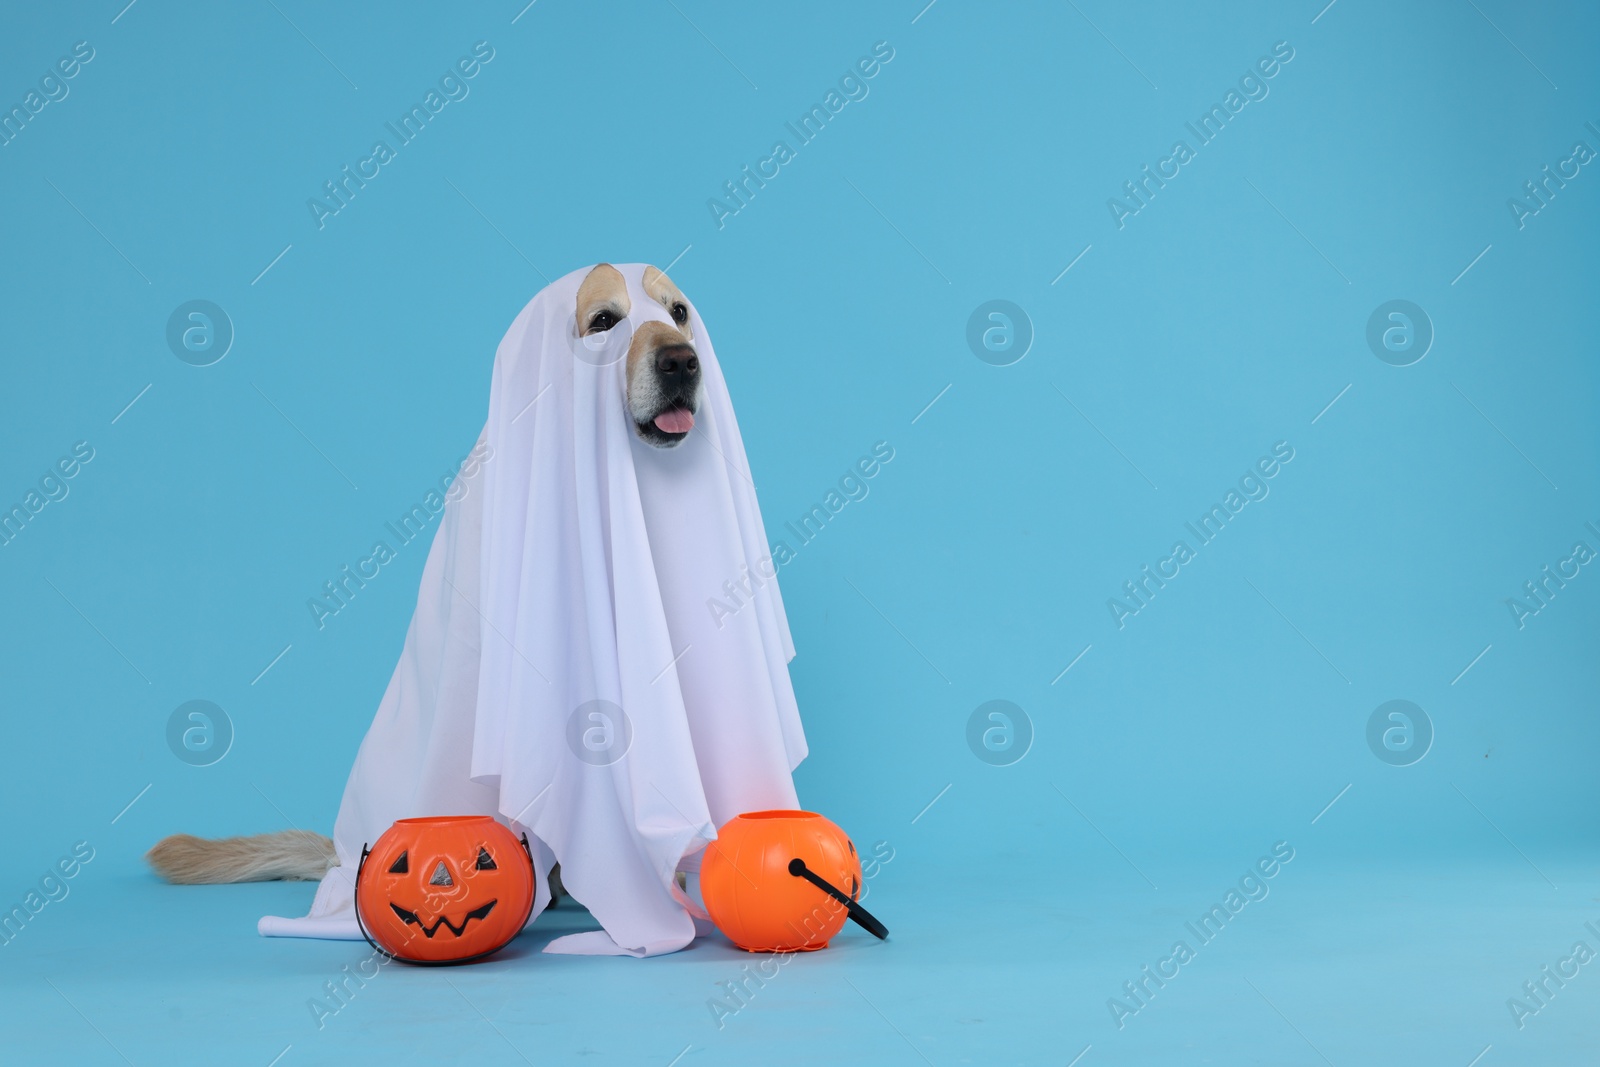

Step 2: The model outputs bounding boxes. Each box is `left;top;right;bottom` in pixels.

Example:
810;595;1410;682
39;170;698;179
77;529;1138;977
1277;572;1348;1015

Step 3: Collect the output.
787;857;888;940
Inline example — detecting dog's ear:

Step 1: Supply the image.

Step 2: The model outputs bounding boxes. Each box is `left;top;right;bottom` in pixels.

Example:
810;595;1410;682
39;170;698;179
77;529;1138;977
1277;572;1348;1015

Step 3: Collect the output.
642;266;692;339
576;264;630;335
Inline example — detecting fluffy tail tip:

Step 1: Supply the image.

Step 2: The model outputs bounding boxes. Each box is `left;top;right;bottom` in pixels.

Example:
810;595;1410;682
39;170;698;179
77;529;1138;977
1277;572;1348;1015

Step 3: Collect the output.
146;830;336;884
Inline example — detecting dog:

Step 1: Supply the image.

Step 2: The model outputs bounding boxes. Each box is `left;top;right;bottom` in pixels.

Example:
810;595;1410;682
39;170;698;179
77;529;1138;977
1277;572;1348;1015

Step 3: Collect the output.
146;263;705;900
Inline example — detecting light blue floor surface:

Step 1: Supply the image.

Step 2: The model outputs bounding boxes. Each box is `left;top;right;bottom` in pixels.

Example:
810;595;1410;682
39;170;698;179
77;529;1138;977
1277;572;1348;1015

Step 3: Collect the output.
4;849;1593;1065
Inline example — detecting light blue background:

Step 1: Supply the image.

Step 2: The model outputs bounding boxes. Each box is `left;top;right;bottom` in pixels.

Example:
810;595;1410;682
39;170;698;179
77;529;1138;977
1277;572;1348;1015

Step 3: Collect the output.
2;1;1596;1063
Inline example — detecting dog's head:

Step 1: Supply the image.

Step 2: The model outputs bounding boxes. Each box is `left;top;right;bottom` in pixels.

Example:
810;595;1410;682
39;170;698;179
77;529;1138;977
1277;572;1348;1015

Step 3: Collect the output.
575;263;701;448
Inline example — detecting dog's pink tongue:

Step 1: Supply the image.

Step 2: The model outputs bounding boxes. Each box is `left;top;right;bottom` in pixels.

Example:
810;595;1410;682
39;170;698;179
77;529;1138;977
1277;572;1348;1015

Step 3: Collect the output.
654;408;695;434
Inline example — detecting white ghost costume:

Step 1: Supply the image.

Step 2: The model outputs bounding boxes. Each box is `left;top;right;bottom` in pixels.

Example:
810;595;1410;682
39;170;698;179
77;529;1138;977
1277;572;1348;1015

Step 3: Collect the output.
258;264;806;956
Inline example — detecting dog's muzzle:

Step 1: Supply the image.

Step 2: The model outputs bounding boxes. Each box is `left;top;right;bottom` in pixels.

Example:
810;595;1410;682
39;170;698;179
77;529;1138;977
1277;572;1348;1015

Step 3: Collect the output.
637;342;701;445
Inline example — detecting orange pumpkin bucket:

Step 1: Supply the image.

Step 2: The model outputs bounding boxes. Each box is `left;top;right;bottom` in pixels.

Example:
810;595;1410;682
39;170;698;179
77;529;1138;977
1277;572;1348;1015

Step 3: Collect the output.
700;810;889;952
355;816;536;965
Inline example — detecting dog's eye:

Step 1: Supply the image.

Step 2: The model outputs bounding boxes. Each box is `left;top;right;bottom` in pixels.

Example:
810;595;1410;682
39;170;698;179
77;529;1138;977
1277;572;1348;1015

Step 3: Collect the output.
587;310;619;334
671;303;688;326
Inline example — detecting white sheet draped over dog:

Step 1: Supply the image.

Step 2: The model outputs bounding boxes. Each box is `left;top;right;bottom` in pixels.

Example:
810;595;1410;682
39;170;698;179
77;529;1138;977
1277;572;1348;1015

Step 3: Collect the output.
259;264;805;956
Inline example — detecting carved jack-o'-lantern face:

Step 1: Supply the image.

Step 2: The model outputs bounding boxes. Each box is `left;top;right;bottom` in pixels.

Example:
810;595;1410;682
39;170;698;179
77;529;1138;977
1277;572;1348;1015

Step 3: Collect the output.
355;816;536;965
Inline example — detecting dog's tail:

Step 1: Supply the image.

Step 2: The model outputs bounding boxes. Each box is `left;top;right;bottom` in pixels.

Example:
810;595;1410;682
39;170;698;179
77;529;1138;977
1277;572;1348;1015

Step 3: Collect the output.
145;830;337;884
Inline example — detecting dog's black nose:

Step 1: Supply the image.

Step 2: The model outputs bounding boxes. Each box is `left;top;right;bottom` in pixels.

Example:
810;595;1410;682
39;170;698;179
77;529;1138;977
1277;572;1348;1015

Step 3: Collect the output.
655;344;700;385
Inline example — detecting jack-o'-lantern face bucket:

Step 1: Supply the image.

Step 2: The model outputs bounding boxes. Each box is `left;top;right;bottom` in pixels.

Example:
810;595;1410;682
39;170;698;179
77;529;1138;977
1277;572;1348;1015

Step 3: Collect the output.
355;816;536;965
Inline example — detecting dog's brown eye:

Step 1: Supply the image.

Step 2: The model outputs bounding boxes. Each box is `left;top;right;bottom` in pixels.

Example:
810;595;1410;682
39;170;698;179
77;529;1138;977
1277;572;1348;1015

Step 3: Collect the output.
671;303;688;326
588;311;619;333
